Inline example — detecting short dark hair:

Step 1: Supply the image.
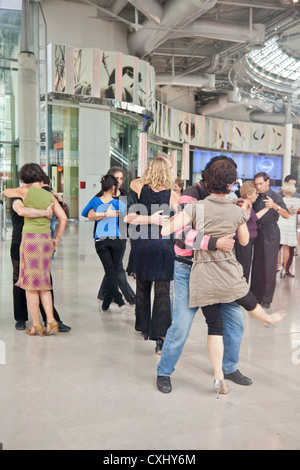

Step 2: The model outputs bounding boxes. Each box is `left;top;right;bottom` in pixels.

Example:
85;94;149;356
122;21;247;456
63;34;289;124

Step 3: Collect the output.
107;166;124;177
254;172;269;181
284;174;297;183
19;163;46;184
175;177;184;188
203;155;237;176
43;174;51;185
202;159;237;194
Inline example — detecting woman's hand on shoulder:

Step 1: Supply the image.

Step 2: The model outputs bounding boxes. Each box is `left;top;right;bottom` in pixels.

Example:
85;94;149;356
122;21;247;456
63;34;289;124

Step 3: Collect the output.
106;203;120;218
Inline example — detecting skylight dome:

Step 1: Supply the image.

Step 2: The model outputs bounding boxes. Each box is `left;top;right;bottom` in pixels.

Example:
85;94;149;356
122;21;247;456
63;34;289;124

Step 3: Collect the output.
247;36;300;83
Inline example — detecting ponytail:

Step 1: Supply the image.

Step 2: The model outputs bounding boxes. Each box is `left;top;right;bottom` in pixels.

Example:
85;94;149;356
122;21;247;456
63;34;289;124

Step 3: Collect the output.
95;174;118;197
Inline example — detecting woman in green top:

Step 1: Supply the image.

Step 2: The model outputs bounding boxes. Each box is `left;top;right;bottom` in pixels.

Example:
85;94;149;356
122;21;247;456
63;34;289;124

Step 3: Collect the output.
4;163;68;336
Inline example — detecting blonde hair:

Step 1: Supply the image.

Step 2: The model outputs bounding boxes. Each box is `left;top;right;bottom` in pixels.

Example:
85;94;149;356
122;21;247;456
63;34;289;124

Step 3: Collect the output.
282;183;296;196
141;153;173;190
240;180;256;199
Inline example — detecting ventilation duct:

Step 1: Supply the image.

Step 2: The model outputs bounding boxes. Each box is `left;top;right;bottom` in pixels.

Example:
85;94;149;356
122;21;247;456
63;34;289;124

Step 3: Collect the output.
127;0;217;57
196;92;238;115
127;0;163;24
197;92;274;116
249;111;300;125
172;20;265;49
156;73;215;90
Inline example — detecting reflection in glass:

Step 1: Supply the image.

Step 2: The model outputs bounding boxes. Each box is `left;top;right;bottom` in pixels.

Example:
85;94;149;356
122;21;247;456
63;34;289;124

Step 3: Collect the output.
48;105;79;218
0;7;21;194
110;113;138;191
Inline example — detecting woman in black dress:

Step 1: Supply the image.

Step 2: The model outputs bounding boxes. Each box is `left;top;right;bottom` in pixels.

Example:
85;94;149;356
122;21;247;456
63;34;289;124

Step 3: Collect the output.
125;154;179;353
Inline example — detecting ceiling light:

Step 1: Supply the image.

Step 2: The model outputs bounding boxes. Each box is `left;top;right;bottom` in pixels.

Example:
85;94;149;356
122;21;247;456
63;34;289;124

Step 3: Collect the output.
280;0;299;5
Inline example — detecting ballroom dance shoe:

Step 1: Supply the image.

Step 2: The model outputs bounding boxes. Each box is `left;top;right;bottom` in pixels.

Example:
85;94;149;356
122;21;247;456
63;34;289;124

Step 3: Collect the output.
26;323;44;337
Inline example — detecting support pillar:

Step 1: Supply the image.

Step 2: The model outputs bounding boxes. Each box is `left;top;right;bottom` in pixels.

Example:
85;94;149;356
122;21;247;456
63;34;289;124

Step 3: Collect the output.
18;51;37;166
138;131;148;177
181;142;190;181
283;123;293;181
171;150;178;178
18;0;39;167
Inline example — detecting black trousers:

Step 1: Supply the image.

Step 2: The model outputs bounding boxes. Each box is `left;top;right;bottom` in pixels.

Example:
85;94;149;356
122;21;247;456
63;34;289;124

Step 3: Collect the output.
250;225;280;304
95;238;124;309
10;243;61;323
135;278;172;340
98;239;135;302
234;238;255;283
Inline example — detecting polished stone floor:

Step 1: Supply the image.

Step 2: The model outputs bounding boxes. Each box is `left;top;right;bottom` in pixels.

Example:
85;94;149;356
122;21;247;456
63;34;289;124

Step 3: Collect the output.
0;221;299;451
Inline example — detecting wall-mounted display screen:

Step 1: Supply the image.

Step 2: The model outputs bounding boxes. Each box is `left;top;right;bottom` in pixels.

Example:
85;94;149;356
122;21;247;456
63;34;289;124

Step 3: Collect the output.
192;149;283;184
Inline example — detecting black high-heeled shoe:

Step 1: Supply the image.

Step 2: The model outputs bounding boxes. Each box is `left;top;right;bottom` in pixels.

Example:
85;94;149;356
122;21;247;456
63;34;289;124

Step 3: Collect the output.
155;338;164;355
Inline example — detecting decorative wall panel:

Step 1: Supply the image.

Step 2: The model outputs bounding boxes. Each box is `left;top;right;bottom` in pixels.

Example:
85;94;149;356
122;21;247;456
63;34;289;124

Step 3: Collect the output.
48;44;155;113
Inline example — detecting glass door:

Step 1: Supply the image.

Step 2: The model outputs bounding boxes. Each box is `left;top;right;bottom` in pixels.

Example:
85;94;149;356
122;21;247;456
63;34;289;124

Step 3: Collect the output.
110;113;138;192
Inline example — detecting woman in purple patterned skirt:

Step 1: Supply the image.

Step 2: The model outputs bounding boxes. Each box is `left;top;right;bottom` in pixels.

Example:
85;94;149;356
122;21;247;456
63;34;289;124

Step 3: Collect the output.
3;164;67;336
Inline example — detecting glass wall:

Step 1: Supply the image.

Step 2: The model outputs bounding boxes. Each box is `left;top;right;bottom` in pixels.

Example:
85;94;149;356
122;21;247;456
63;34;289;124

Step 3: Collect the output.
0;6;21;192
148;140;183;179
48;105;79;219
110;113;138;192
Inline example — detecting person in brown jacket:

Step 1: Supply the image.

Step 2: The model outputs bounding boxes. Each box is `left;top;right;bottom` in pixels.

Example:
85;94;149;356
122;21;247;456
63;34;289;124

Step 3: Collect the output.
162;159;285;397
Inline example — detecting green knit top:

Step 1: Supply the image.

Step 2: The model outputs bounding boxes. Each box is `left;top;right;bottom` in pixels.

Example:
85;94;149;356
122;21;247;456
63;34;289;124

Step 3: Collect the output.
22;186;52;234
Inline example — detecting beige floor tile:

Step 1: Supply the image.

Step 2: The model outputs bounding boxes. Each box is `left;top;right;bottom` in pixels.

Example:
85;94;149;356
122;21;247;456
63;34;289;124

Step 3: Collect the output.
0;222;299;450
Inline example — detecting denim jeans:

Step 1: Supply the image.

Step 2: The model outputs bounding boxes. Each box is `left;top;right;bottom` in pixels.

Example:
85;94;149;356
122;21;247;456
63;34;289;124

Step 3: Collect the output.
157;261;244;377
50;214;56;238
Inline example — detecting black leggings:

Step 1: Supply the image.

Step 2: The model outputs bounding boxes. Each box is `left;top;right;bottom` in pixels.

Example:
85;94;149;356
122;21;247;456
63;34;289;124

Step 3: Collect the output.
201;290;257;336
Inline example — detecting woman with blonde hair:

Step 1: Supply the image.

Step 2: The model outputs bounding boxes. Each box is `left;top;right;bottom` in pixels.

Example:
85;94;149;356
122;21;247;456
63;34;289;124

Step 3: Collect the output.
125;153;179;353
234;180;269;283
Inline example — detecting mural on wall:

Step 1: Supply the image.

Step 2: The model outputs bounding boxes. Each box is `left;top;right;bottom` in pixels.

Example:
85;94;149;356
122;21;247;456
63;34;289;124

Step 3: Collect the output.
48;44;299;158
122;66;135;103
148;64;155;112
136;58;146;107
48;44;155;114
54;45;66;92
100;51;117;100
74;48;92;96
148;100;298;157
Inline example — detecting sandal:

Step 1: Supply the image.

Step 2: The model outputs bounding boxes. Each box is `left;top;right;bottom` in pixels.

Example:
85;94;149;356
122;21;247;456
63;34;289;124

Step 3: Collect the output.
26;323;44;337
44;320;59;336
